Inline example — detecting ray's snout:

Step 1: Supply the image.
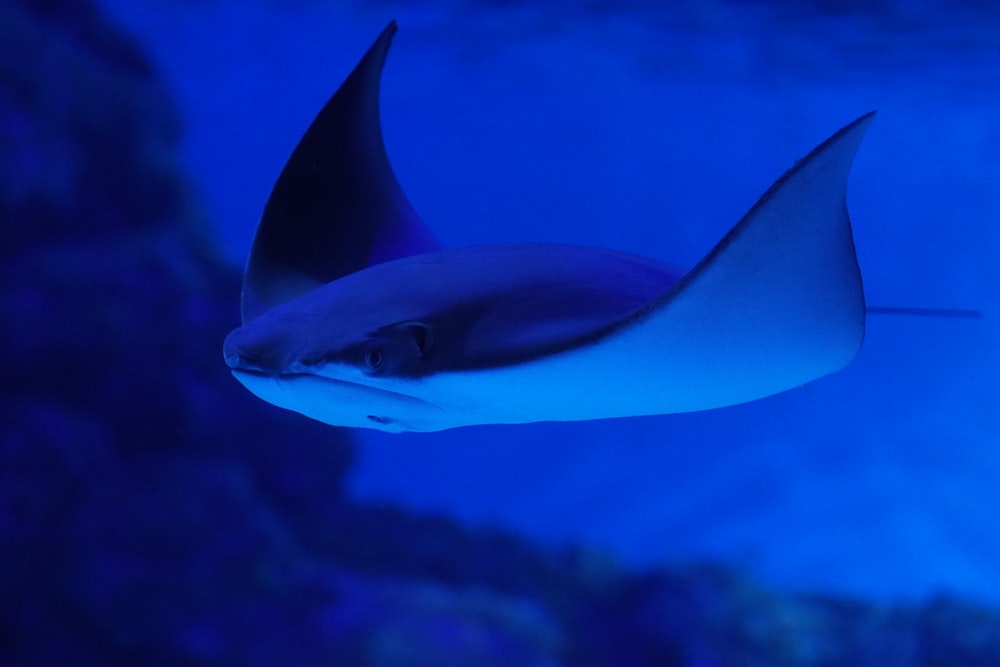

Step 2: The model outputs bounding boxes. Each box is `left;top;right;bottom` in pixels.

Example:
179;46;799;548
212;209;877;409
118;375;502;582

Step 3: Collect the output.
223;326;286;375
222;327;253;371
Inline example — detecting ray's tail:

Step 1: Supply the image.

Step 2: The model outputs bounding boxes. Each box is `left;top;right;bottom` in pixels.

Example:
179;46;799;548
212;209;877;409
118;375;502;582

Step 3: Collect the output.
866;306;981;319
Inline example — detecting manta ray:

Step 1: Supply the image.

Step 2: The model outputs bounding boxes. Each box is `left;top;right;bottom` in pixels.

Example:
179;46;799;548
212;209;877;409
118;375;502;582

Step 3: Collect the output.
223;21;875;433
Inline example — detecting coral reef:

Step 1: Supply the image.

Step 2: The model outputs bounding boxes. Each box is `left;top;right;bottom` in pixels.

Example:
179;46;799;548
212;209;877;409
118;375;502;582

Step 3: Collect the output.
2;0;1000;664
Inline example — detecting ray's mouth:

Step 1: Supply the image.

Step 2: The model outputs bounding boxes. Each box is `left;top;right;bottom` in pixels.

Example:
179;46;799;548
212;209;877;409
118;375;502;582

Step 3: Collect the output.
223;327;289;376
225;353;283;378
228;365;275;378
229;361;441;412
238;368;438;432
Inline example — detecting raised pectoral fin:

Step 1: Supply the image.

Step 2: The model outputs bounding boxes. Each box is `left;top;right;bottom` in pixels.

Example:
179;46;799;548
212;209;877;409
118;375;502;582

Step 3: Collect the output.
242;21;439;323
418;114;877;427
500;112;876;418
633;111;875;406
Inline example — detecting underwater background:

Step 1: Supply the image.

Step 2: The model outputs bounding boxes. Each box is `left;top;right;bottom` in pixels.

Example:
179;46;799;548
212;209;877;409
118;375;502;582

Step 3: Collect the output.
2;0;998;664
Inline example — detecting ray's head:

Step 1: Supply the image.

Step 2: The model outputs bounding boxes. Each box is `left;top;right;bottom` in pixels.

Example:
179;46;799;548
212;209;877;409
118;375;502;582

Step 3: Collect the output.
222;285;447;432
223;304;435;380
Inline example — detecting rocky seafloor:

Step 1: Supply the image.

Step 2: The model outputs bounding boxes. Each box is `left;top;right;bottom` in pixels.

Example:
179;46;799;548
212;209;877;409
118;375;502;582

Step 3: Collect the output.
3;1;1000;664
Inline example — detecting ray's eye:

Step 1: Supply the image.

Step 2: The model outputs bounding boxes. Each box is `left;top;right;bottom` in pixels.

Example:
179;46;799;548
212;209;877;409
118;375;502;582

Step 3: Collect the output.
364;347;385;371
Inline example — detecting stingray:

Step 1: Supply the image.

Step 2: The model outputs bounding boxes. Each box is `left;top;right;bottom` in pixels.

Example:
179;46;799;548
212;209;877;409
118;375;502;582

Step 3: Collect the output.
223;21;875;433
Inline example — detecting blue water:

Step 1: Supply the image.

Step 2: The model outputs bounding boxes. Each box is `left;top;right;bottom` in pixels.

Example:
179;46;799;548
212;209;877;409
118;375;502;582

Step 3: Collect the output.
101;1;999;602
